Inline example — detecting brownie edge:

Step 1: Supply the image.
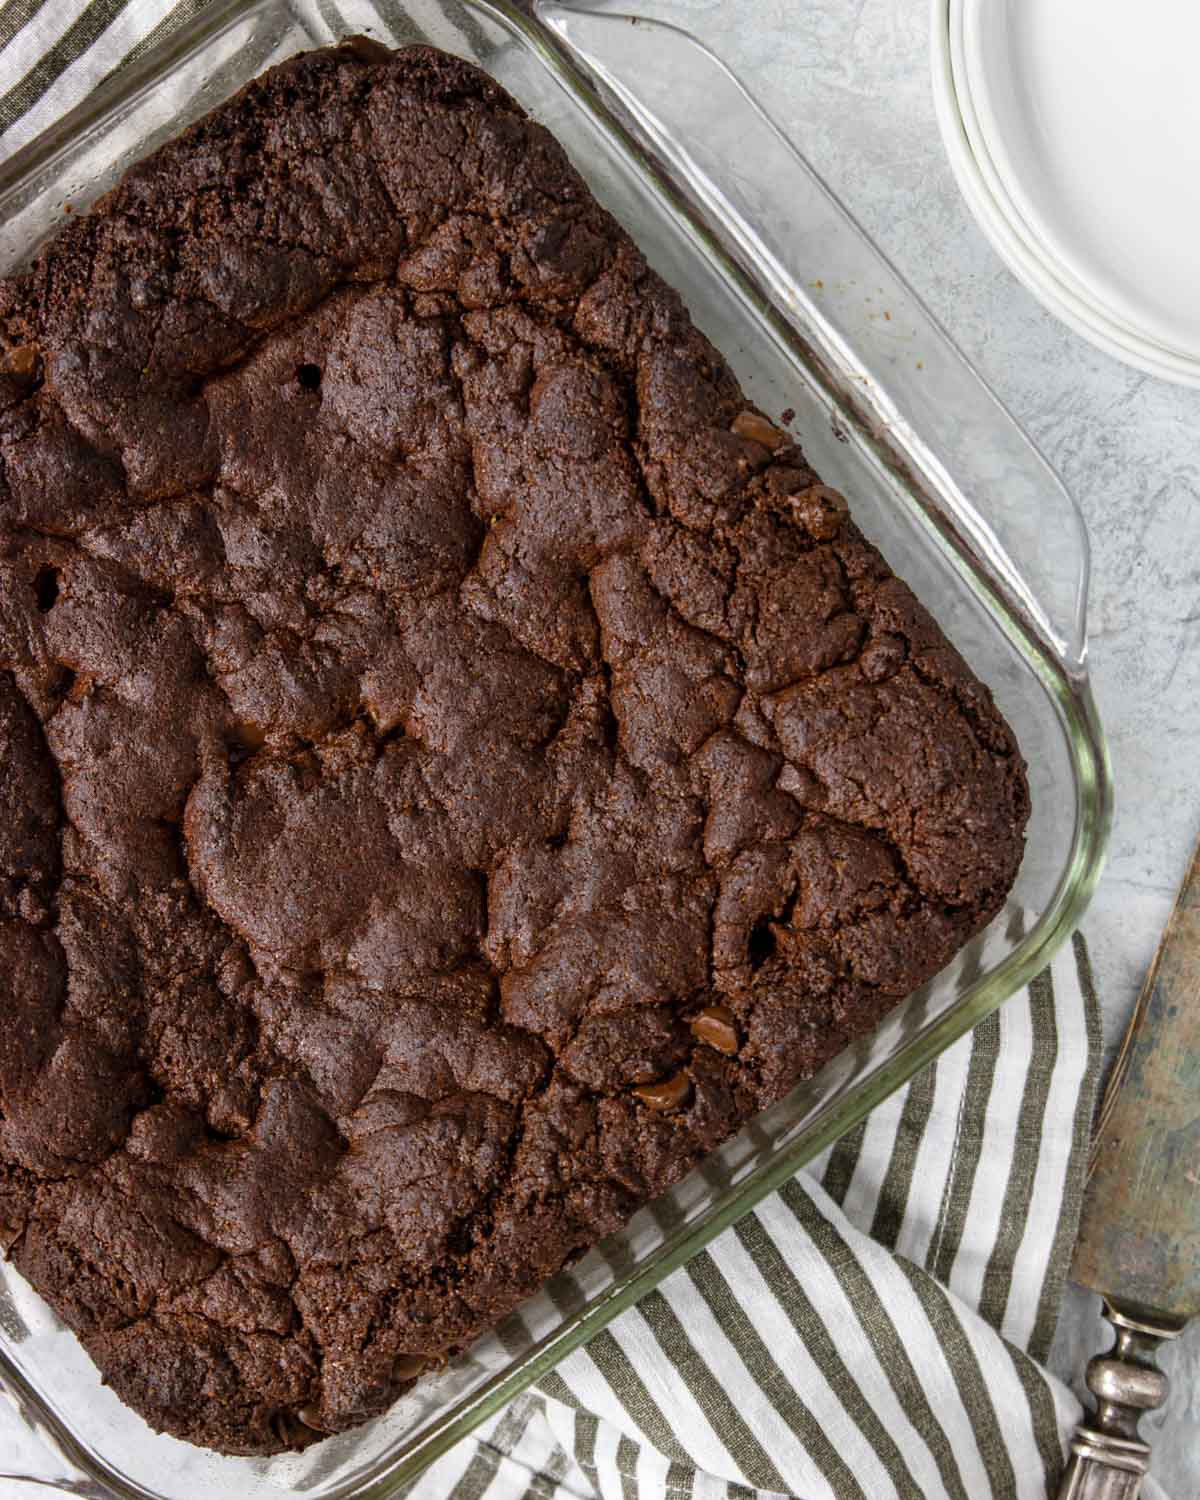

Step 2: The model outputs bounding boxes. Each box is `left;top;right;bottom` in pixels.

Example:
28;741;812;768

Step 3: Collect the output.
0;41;1028;1455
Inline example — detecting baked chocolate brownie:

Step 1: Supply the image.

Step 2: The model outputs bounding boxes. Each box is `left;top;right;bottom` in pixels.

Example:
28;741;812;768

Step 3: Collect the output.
0;41;1028;1455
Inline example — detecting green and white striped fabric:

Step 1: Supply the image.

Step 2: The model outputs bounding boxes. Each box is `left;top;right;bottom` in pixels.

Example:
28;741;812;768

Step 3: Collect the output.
0;0;203;151
0;8;1149;1496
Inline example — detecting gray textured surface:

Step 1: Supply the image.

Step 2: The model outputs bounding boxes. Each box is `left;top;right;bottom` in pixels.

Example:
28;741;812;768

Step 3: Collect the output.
0;2;1197;1494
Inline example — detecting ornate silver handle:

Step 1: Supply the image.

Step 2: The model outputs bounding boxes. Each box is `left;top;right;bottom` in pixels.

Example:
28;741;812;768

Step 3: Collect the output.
1057;1302;1185;1499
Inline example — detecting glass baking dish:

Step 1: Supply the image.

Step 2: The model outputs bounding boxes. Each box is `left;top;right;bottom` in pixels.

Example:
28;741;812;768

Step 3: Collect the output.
0;0;1110;1493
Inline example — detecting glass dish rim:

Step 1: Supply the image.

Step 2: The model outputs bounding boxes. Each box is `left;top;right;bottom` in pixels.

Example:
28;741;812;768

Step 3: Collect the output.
0;1;1113;1493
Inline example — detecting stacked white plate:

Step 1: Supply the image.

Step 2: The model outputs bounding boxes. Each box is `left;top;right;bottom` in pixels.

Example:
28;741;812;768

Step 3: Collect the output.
932;0;1200;385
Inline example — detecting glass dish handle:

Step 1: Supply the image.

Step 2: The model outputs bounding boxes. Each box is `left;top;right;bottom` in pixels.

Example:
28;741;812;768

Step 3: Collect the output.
533;0;1091;676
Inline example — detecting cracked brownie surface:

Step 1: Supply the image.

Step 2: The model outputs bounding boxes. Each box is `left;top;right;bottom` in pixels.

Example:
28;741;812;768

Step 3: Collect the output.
0;41;1028;1455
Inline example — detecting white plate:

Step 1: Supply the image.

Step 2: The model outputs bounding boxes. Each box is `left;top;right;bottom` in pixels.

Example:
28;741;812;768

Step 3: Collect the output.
951;1;1167;353
947;2;1160;354
932;0;1200;386
962;0;1200;361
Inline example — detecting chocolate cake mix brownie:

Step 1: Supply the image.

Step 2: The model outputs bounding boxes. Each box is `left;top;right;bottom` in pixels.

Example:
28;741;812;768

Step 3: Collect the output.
0;42;1028;1454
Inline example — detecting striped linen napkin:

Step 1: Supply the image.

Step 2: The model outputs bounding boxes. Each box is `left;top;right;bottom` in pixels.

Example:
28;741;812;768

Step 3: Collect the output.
0;7;1143;1497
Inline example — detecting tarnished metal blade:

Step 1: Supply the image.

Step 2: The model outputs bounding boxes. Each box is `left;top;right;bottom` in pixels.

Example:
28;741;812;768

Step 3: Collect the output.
1073;837;1200;1323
